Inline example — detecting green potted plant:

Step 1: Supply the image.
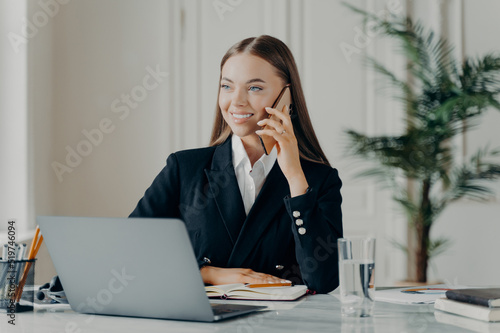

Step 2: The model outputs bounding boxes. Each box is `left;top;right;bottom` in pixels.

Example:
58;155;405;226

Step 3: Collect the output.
345;6;500;283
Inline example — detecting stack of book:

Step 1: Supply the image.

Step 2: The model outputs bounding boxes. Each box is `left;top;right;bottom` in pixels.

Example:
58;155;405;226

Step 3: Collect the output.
434;288;500;322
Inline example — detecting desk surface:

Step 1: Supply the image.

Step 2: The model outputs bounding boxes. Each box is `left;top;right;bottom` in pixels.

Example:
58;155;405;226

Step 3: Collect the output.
2;294;500;333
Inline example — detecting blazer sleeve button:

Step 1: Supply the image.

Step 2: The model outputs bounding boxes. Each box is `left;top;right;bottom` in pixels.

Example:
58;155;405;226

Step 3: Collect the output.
293;211;301;218
298;227;306;235
295;219;303;226
275;265;284;270
203;257;212;264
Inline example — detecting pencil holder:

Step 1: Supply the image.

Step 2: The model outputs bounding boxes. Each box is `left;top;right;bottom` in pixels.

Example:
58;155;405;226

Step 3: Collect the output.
0;259;36;313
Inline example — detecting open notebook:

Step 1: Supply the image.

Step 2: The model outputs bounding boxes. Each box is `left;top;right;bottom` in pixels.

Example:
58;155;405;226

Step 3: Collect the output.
206;284;308;301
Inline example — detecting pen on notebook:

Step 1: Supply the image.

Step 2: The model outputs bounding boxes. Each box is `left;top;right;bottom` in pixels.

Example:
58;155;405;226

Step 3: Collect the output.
246;282;293;288
401;288;452;294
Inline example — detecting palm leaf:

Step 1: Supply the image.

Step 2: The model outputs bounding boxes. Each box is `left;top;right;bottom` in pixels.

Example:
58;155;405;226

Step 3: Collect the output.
368;58;414;102
389;238;408;254
442;146;500;204
427;237;453;258
393;192;418;218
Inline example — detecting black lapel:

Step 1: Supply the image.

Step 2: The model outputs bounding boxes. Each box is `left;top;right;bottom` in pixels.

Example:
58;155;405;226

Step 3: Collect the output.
227;162;289;268
204;137;246;245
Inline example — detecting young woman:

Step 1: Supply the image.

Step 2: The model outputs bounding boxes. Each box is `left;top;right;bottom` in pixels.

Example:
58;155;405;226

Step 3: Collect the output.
130;35;342;294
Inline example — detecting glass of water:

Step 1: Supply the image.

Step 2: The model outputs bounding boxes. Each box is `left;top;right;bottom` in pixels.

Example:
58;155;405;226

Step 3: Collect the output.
337;237;376;317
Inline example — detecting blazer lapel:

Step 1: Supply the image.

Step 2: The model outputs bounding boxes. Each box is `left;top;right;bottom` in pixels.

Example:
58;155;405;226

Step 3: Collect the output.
204;138;246;245
227;162;289;268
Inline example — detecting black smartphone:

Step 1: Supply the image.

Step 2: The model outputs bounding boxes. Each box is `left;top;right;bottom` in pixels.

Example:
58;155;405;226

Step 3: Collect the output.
258;85;293;155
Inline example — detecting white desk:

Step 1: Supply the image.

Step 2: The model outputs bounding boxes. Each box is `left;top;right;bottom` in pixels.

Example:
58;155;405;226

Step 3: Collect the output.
2;295;500;333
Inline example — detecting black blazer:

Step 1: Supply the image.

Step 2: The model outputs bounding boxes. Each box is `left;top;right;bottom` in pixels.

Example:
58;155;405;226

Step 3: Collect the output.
130;137;343;293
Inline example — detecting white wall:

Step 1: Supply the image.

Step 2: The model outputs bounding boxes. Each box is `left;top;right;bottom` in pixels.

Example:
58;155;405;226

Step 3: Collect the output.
46;0;173;217
2;0;499;286
0;1;29;235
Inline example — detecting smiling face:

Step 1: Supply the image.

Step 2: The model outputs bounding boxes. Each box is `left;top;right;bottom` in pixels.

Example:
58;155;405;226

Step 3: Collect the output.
218;53;286;146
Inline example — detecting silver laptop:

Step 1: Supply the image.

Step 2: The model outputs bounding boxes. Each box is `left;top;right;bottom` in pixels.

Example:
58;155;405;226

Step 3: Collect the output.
37;216;266;322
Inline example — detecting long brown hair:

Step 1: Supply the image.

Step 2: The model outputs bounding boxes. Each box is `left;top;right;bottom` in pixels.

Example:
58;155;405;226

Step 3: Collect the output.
209;35;330;166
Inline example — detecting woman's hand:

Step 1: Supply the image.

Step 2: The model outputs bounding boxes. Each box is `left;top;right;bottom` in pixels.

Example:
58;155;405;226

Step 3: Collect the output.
200;266;290;285
256;105;309;197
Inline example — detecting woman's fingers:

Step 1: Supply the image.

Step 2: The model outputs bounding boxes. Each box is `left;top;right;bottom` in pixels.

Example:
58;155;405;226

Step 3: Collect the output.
257;118;283;133
256;106;295;143
263;106;292;130
201;266;290;285
238;268;289;284
255;128;284;142
241;271;289;284
267;104;291;119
